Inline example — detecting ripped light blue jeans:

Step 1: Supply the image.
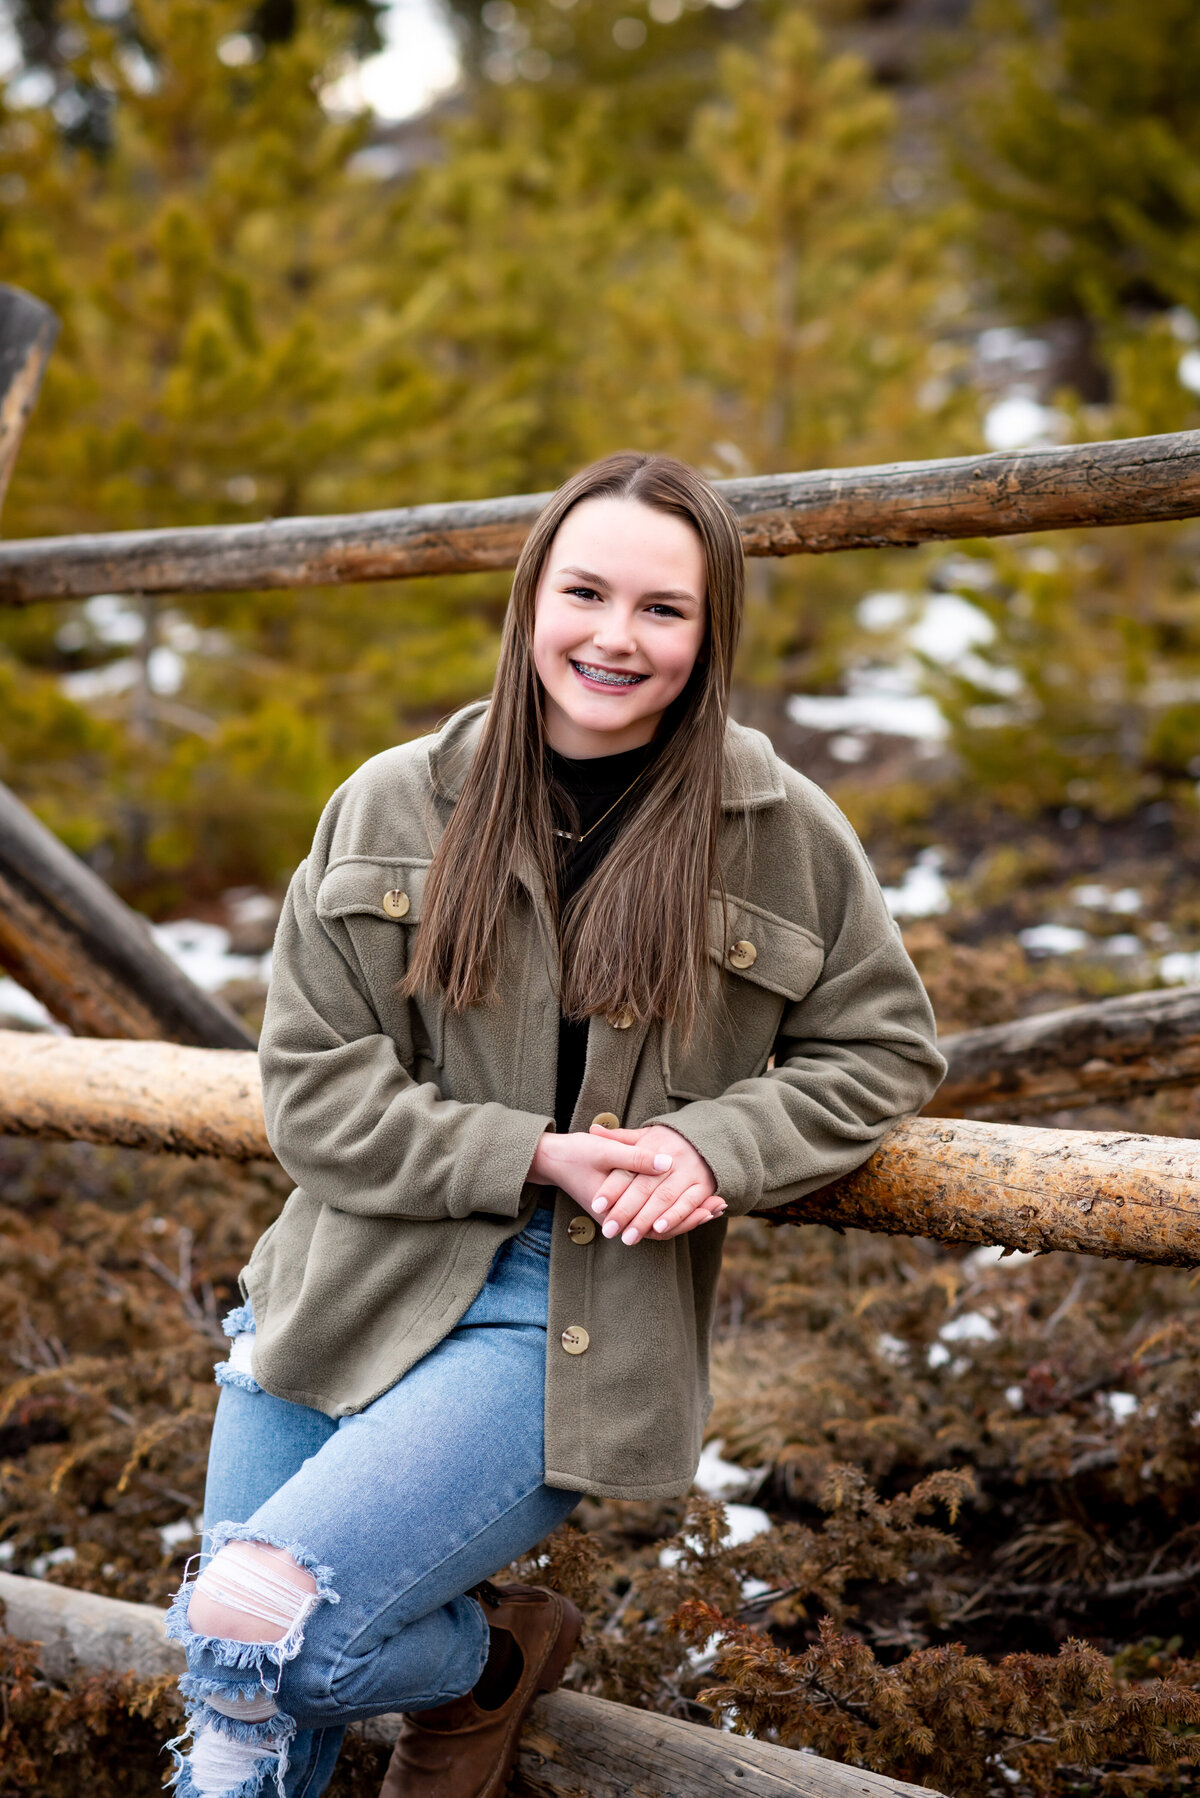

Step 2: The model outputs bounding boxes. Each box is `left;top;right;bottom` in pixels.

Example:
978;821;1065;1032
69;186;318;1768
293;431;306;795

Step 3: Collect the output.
165;1208;578;1798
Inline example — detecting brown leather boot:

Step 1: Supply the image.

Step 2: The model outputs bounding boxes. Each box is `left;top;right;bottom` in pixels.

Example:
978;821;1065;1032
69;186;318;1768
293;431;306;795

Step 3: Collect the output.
378;1581;582;1798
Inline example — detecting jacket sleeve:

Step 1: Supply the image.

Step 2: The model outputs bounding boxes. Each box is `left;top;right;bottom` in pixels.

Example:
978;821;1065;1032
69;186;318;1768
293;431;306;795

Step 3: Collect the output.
649;793;947;1218
257;860;553;1222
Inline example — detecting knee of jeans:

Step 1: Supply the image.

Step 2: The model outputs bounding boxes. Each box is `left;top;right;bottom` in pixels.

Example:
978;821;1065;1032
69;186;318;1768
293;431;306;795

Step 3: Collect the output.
164;1527;340;1797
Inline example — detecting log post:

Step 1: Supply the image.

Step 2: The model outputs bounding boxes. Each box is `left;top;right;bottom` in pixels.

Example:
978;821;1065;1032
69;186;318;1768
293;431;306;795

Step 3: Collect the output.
2;429;1200;601
0;782;255;1047
3;1031;1200;1266
0;284;59;519
930;984;1200;1119
0;1572;937;1798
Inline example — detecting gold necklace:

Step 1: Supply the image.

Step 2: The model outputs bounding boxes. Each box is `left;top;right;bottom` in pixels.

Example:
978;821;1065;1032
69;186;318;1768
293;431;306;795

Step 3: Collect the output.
551;764;650;844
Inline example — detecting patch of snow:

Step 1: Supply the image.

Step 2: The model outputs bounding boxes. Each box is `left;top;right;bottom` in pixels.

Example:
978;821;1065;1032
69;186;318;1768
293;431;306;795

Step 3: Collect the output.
659;1503;772;1570
882;848;950;919
927;1342;952;1370
1005;1385;1025;1411
857;591;908;631
983;395;1067;452
965;1245;1037;1272
828;734;869;763
724;1504;772;1547
1018;924;1092;956
939;1311;999;1344
876;1332;909;1365
694;1439;767;1501
1071;885;1142;914
909;593;995;663
0;976;63;1031
1178;349;1200;396
60;656;140;701
1103;934;1142;956
786;688;947;742
0;1541;14;1563
1160;951;1200;985
152;920;271;991
159;1517;202;1551
1104;1392;1139;1424
29;1545;77;1578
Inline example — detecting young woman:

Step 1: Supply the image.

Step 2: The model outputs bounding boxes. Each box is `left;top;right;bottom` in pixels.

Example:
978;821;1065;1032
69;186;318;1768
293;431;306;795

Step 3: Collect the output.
164;452;945;1798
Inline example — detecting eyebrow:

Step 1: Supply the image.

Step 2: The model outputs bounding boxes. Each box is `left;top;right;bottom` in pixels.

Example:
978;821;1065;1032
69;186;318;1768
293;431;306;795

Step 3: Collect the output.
556;566;702;606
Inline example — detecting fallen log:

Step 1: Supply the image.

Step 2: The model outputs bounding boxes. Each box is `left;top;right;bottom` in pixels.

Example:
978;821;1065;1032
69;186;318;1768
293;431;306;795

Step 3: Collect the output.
2;428;1200;601
0;1032;267;1158
3;1031;1200;1266
0;1572;934;1798
0;780;254;1047
931;984;1200;1119
0;284;59;517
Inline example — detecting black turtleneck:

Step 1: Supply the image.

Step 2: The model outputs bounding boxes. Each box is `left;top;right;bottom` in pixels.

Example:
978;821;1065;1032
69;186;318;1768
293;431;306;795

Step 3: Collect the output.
542;738;658;1199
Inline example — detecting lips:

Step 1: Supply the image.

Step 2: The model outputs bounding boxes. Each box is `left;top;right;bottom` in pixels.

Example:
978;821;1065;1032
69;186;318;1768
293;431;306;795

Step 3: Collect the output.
570;660;649;688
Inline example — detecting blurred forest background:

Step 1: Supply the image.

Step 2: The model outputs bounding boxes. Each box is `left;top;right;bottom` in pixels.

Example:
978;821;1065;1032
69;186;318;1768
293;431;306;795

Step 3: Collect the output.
4;1;1200;1794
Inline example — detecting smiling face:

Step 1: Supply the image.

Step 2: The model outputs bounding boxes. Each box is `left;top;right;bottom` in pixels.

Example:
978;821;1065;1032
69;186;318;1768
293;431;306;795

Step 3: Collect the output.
531;495;708;758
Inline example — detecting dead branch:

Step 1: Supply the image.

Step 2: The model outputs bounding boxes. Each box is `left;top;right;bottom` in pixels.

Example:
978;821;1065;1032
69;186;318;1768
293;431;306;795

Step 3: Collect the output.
931;985;1200;1119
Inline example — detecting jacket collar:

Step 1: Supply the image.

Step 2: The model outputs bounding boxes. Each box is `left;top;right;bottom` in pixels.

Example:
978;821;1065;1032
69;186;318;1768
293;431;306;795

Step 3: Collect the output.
427;699;786;812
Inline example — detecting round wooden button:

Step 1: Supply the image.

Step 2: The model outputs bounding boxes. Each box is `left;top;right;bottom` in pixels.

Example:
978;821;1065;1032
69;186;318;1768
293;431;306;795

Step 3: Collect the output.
382;889;411;919
561;1324;590;1355
591;1111;620;1130
567;1215;596;1244
727;939;757;970
606;1005;634;1030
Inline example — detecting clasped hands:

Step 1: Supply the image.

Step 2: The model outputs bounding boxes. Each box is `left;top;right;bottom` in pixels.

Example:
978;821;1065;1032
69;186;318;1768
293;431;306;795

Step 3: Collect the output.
527;1122;726;1245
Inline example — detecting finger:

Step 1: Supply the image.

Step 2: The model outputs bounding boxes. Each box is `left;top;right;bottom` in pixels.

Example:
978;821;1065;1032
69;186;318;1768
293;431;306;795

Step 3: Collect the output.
652;1190;725;1237
619;1180;706;1244
602;1171;683;1239
656;1200;727;1241
589;1169;634;1214
591;1139;675;1178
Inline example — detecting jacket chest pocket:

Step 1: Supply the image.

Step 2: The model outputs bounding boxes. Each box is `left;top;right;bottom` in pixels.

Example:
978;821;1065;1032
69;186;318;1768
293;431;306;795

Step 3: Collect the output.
314;855;441;1070
661;896;825;1102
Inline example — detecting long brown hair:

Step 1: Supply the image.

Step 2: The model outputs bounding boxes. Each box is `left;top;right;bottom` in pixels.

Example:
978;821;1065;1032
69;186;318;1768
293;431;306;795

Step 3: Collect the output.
403;451;744;1037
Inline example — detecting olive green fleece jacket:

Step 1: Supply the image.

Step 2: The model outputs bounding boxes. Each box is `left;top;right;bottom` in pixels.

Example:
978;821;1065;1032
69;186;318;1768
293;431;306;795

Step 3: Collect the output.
243;700;946;1501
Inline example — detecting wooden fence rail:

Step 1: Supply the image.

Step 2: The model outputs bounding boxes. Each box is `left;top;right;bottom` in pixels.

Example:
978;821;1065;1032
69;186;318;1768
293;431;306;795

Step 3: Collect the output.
4;1030;1199;1266
0;1572;936;1798
4;429;1200;602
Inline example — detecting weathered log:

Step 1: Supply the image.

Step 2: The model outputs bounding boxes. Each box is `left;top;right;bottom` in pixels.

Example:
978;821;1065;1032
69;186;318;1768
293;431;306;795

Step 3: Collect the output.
0;1572;935;1798
0;780;254;1047
3;429;1200;602
0;1031;267;1157
774;1115;1200;1265
0;284;59;518
4;1031;1200;1266
931;984;1200;1119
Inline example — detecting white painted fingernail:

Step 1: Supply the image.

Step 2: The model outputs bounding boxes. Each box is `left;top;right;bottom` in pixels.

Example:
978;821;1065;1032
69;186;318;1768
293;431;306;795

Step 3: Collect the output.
622;1227;639;1245
602;1220;619;1238
593;1198;608;1213
653;1154;672;1172
654;1217;669;1232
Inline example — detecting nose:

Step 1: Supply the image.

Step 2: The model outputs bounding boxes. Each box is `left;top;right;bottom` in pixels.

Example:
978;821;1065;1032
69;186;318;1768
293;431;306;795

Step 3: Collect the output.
590;606;638;658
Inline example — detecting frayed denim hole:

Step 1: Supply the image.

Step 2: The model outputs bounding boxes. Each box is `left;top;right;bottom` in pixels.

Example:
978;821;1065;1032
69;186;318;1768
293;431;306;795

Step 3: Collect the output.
166;1719;289;1798
166;1529;340;1688
213;1362;263;1394
222;1302;256;1337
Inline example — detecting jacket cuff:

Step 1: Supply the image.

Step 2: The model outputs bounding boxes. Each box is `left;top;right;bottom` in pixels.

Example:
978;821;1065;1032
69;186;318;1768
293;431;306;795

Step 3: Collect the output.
645;1102;767;1217
451;1108;556;1218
